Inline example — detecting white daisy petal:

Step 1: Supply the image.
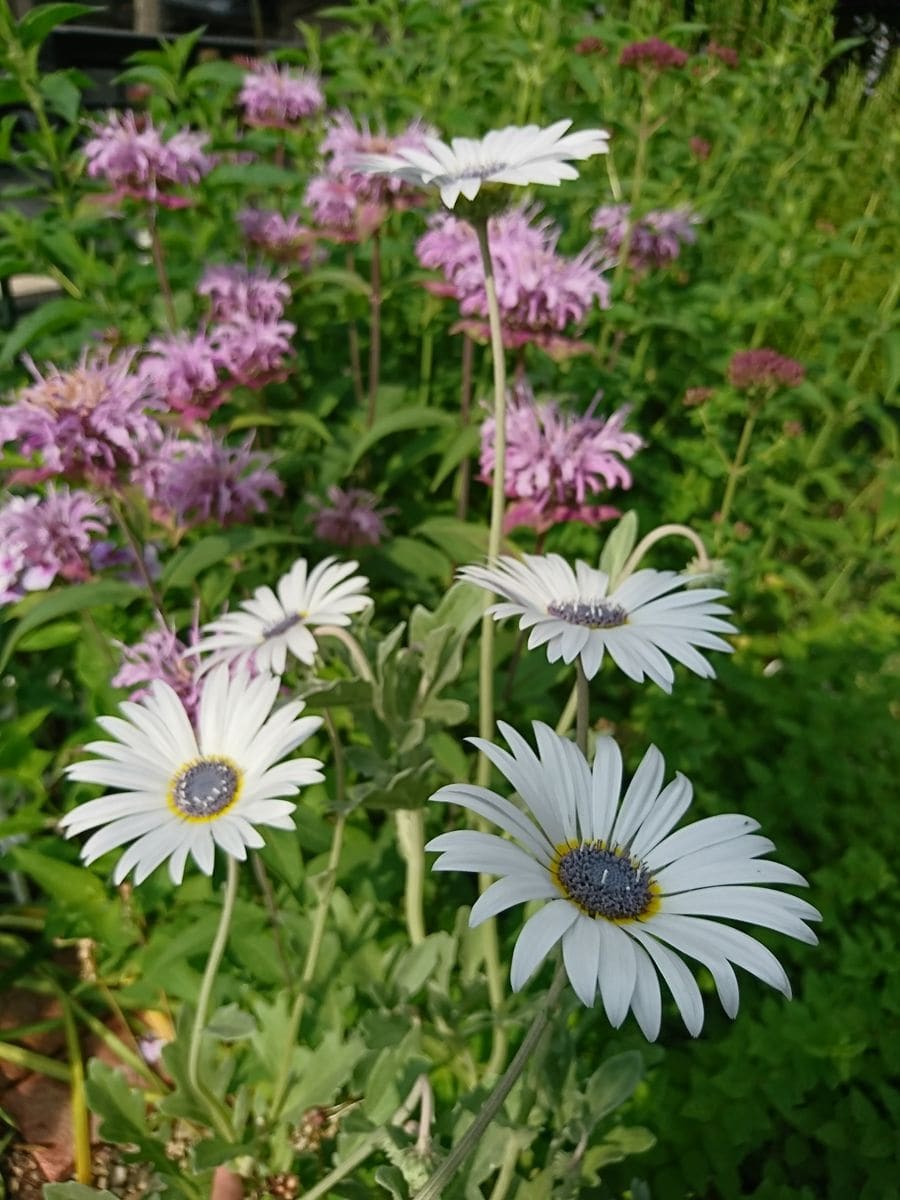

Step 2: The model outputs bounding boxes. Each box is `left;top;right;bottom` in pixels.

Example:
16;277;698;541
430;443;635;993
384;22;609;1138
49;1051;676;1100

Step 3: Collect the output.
428;723;816;1040
510;899;579;991
62;666;323;886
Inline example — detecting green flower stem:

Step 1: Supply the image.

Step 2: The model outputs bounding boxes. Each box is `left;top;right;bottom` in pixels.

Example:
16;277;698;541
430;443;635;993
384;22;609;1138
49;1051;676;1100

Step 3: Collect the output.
268;717;347;1121
60;994;92;1184
412;962;568;1200
188;856;239;1142
575;662;590;757
0;1040;70;1082
251;852;294;994
147;204;178;331
366;230;383;427
396;807;427;945
345;249;366;408
109;498;170;631
314;624;375;683
716;399;763;545
617;523;711;585
555;683;578;739
474;215;510;1080
455;335;475;520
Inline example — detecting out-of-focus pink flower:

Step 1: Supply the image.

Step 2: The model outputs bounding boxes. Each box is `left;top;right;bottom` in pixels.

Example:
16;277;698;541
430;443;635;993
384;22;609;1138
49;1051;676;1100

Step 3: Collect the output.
197;264;290;323
683;386;715;407
619;38;688;70
239;208;320;265
707;42;739;68
0;350;164;486
417;207;610;355
134;433;282;530
306;113;434;242
309;486;391;547
140;332;225;422
689;136;712;160
209;314;296;388
0;487;109;604
113;620;202;720
84;111;214;207
238;61;324;128
728;349;805;390
591;203;700;272
574;36;607;55
480;380;643;533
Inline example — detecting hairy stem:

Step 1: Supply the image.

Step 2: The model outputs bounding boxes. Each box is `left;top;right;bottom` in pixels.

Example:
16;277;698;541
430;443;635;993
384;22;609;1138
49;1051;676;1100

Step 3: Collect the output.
396;807;427;945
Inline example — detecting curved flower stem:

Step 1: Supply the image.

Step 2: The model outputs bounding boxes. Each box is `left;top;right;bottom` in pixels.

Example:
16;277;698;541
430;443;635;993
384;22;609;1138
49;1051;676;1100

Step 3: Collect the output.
617;523;712;584
268;715;347;1122
146;204;178;331
474;215;509;1078
251;853;293;994
366;230;383;427
411;962;567;1200
314;625;374;683
187;856;239;1142
575;663;590;756
396;807;427;945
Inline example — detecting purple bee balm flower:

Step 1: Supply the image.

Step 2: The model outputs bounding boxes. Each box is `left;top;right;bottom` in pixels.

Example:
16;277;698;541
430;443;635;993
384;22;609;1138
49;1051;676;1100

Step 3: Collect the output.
239;208;320;265
209;314;296;388
238;61;324;128
113;620;202;721
139;331;226;423
619;37;688;71
417;207;610;355
0;350;164;486
728;349;806;391
134;433;282;531
591;203;700;272
304;175;387;243
0;486;109;604
197;264;291;323
480;379;643;534
320;112;435;207
84;111;214;208
309;486;391;547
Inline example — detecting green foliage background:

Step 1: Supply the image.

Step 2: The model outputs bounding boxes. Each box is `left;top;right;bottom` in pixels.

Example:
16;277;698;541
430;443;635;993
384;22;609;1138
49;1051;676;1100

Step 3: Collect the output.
0;0;897;1196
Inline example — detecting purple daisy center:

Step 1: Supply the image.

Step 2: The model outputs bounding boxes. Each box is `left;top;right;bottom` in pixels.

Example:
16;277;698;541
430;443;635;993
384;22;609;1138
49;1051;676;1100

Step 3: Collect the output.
557;843;652;919
172;758;239;818
547;598;628;629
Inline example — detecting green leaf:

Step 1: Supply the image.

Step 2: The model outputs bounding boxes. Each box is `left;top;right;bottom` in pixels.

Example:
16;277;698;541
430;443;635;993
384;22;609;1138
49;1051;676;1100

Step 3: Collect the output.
0;298;89;366
44;1185;118;1200
17;3;98;48
585;1051;644;1125
9;846;131;947
0;80;26;106
184;60;245;91
192;1137;254;1172
599;511;639;585
205;1005;257;1042
429;423;480;491
374;1166;409;1199
415;516;489;563
39;71;81;123
17;619;81;652
380;537;451;582
345;408;455;471
206;162;298;189
113;65;179;104
161;529;301;590
295;266;372;298
84;1060;175;1175
0;582;141;672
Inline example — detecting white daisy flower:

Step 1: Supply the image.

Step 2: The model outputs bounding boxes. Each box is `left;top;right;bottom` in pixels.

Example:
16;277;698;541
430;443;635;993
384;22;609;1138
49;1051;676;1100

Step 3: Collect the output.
459;553;736;691
60;666;324;885
187;556;371;676
352;119;610;210
427;723;820;1039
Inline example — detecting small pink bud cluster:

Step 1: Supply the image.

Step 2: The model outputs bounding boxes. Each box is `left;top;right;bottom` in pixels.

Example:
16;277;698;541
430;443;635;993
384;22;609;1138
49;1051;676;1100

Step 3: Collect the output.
619;38;688;71
728;349;806;391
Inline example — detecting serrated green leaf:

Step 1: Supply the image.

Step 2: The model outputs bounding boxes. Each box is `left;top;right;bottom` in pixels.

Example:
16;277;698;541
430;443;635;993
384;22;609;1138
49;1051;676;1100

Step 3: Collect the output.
205;1005;257;1042
192;1137;254;1172
585;1051;643;1125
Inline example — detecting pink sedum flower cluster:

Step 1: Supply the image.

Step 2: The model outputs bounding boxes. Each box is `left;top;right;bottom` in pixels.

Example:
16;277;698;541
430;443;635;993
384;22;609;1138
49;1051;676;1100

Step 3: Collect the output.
591;203;700;272
0;486;109;603
480;380;643;533
0;350;163;486
310;486;391;548
134;433;282;531
305;113;433;242
84;111;214;207
417;207;610;354
728;349;805;390
619;38;688;71
238;61;324;128
113;621;202;721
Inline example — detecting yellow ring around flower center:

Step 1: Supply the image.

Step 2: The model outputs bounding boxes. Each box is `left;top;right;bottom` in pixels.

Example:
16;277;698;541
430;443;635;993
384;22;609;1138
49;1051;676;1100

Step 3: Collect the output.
166;755;243;823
